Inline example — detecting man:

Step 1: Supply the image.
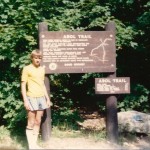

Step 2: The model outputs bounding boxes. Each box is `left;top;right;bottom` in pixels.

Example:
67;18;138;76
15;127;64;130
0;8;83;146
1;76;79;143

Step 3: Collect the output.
21;49;52;149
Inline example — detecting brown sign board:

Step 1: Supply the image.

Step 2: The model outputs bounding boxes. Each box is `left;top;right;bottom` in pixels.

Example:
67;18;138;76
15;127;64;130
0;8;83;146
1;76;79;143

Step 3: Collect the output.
39;31;116;74
95;77;130;94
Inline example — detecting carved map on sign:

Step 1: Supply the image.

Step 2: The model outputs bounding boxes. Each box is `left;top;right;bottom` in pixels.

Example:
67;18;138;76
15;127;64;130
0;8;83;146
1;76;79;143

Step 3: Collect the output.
39;31;116;74
95;77;130;94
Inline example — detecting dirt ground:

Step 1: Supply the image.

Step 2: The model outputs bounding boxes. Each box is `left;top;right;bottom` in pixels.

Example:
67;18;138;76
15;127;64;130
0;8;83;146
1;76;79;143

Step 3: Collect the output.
1;135;150;150
41;135;150;150
41;110;150;150
1;110;150;150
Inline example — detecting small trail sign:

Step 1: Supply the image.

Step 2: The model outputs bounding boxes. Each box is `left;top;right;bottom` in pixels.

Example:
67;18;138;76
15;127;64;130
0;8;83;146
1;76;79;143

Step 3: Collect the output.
39;31;116;74
95;77;130;94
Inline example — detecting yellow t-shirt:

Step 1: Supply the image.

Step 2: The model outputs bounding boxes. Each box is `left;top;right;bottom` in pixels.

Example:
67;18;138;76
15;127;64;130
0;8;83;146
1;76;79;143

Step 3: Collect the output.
21;64;45;97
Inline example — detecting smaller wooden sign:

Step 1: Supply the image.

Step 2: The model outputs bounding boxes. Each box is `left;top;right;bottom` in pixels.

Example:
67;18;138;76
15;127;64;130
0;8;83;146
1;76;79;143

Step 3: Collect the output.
95;77;130;94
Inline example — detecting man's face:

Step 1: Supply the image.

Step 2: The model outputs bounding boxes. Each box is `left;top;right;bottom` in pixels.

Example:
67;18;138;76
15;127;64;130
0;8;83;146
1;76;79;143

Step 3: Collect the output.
32;55;42;67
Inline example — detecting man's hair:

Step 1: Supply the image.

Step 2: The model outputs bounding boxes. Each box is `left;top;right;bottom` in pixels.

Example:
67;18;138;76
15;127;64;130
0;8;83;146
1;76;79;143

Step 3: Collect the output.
30;49;42;58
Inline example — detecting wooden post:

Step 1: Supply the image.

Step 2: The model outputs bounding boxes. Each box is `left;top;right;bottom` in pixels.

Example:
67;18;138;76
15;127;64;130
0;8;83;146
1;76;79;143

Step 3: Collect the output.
38;22;52;141
41;76;52;141
105;21;118;143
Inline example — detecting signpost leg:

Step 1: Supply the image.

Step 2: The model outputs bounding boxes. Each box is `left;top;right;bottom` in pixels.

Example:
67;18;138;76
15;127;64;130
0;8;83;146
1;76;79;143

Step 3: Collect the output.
106;95;118;143
105;21;118;143
41;76;52;141
38;22;51;141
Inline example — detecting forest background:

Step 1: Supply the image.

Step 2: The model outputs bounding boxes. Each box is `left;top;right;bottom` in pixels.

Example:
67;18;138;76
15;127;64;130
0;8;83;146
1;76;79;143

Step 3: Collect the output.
0;0;150;136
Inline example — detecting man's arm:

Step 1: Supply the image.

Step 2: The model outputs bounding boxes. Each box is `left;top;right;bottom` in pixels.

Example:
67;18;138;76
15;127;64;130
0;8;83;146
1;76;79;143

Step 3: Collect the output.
21;81;30;110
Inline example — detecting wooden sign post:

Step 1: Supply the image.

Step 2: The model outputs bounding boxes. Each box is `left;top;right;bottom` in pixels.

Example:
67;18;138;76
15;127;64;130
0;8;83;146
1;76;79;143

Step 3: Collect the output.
95;77;130;143
38;21;130;144
105;22;118;143
38;22;52;141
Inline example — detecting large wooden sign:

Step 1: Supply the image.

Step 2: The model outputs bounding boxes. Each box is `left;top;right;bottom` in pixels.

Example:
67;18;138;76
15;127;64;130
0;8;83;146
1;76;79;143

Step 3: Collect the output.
39;31;116;74
95;77;130;94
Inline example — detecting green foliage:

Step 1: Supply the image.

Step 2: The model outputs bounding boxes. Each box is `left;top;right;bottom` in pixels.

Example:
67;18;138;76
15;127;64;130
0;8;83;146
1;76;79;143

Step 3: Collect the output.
52;107;81;130
50;74;82;129
118;84;150;112
116;22;138;50
0;0;41;129
0;80;26;129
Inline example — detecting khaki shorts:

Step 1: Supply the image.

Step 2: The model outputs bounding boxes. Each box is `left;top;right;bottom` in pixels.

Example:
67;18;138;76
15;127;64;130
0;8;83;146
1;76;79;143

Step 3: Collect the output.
27;96;48;111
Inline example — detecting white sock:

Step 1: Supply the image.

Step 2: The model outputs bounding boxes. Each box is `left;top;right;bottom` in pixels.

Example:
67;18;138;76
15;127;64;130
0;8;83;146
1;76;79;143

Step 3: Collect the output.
26;128;36;149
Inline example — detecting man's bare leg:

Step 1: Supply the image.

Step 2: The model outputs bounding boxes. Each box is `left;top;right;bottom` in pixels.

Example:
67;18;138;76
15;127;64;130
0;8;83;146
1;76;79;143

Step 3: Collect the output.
32;110;44;149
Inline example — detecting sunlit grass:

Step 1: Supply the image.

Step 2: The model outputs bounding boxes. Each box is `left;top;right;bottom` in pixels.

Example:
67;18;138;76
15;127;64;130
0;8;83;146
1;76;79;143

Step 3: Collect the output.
81;129;107;142
0;126;27;150
1;123;137;150
0;123;107;149
51;122;106;141
52;123;82;138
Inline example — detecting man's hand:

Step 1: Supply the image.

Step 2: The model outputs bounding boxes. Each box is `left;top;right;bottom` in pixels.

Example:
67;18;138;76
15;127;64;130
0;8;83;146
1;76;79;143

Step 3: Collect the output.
24;100;30;110
47;100;53;108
